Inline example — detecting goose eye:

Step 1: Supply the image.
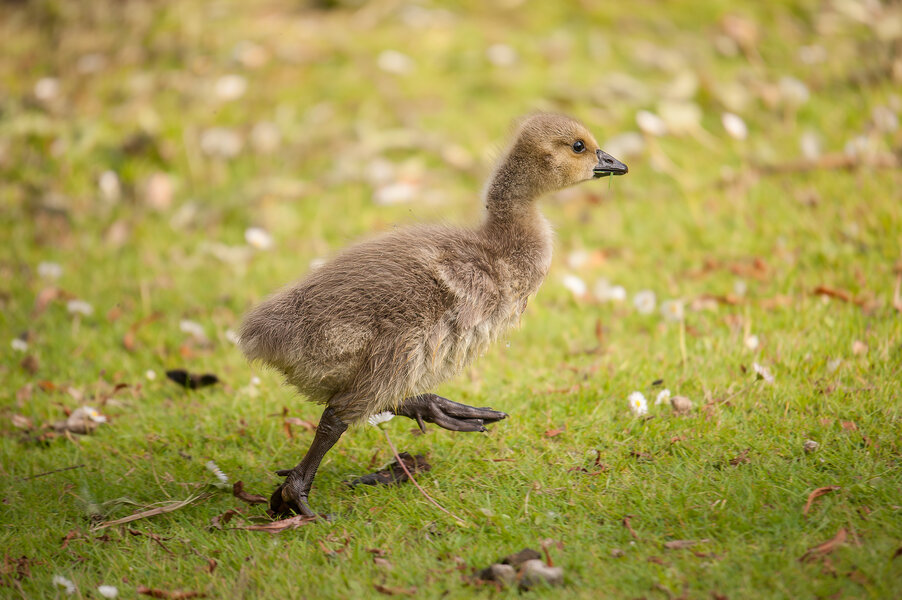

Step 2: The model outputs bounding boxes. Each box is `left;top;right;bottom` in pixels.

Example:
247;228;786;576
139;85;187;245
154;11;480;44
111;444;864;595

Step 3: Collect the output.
571;140;586;153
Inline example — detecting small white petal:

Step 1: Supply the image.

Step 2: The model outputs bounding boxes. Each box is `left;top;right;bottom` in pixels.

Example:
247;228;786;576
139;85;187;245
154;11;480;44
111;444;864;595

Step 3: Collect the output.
636;110;667;136
250;376;261;386
66;300;94;316
486;43;518;67
800;130;821;160
377;50;414;75
37;261;63;279
721;112;748;140
562;274;587;298
752;362;775;384
633;290;656;315
98;170;121;202
655;389;671;406
779;76;809;107
244;227;274;250
744;334;760;350
98;585;119;598
145;369;157;380
52;575;76;595
11;338;29;352
205;460;229;484
179;320;206;339
34;77;60;101
660;299;685;322
214;74;247;101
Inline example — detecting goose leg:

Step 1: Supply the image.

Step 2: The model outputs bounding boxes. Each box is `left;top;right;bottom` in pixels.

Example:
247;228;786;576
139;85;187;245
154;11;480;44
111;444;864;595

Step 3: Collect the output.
271;406;348;517
394;393;508;433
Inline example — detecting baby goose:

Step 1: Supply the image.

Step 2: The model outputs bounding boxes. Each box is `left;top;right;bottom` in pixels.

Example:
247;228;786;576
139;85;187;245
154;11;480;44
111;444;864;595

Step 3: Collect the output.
239;113;627;516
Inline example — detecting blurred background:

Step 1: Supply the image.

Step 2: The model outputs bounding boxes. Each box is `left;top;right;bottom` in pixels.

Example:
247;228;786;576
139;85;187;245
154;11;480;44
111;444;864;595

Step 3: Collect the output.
1;0;900;384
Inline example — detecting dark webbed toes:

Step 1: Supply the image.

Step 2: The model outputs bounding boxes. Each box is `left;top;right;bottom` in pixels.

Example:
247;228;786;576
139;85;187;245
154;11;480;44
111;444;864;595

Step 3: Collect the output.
395;394;508;432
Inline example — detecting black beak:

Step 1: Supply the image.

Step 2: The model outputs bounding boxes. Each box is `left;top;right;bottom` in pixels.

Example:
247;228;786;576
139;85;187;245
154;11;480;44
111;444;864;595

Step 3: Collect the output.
593;149;629;178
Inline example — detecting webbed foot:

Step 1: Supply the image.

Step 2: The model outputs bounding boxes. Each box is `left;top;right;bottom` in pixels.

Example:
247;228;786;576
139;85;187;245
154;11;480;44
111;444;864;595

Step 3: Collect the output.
394;393;508;433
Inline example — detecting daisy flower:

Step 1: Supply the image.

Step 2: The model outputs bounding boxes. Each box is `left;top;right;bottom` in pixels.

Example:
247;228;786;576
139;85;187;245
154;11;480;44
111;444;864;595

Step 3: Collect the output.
655;389;671;406
368;411;395;428
633;290;656;315
628;391;648;416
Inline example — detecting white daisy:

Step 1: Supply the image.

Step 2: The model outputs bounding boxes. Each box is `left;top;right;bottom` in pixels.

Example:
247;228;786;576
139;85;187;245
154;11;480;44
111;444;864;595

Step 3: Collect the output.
367;411;395;427
628;391;648;416
205;461;229;484
633;290;656;315
52;575;76;595
655;389;671;406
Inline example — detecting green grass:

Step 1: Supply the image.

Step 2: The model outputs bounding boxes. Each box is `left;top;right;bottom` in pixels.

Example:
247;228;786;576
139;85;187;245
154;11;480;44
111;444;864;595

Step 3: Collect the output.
2;0;901;598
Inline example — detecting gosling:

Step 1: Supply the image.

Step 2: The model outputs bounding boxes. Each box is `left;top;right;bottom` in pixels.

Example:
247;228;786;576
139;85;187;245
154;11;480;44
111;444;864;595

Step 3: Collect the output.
239;113;628;516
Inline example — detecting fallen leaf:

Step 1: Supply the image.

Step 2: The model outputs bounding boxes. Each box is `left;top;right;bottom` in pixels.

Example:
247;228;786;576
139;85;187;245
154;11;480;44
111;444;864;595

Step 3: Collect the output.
165;370;219;389
137;586;204;599
60;530;81;549
20;355;39;374
664;539;711;549
347;453;431;487
799;527;848;562
840;421;858;431
373;583;417;596
284;417;317;431
373;557;394;570
544;428;565;438
813;285;864;306
803;486;840;515
11;414;33;430
232;481;267;505
236;514;317;533
729;449;750;466
209;509;242;530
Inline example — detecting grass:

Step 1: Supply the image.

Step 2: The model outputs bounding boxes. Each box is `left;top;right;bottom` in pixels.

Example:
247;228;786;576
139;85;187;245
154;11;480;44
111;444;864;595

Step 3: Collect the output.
2;0;901;598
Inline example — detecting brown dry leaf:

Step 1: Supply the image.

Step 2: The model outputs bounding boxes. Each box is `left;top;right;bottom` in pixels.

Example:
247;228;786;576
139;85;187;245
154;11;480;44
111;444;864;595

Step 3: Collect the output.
1;555;37;585
209;509;243;530
803;486;840;515
544;428;565;438
11;414;33;430
33;287;61;316
664;539;711;550
236;514;317;533
729;449;750;466
347;453;431;487
841;421;858;431
813;285;862;305
60;529;81;549
373;583;417;596
232;481;267;505
374;557;394;570
284;417;317;431
20;355;39;374
137;586;205;599
799;527;848;562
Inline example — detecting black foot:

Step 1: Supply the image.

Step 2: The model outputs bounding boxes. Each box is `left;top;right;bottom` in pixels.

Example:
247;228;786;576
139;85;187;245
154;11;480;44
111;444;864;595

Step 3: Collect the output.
270;471;316;517
394;393;508;433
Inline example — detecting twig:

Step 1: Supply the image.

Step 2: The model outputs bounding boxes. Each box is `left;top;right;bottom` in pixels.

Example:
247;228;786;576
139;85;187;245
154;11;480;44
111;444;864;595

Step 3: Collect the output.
21;464;85;480
381;429;467;526
92;493;212;530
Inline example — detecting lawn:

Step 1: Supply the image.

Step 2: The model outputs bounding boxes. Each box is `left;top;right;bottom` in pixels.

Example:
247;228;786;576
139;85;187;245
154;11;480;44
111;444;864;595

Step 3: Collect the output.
1;0;901;598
